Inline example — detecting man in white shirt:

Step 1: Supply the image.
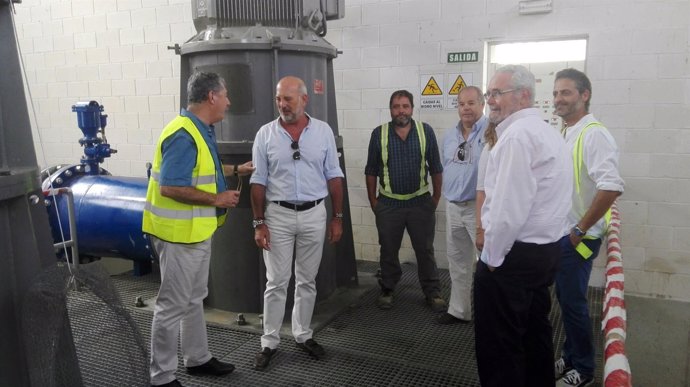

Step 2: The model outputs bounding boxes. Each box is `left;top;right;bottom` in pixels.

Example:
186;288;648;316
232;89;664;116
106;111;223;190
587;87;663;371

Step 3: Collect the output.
474;65;572;387
439;86;487;324
552;68;624;387
250;76;344;370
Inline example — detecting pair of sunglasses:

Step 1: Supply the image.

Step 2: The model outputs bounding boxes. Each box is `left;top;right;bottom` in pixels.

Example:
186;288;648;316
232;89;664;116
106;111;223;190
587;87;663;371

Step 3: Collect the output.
457;141;467;162
291;140;300;160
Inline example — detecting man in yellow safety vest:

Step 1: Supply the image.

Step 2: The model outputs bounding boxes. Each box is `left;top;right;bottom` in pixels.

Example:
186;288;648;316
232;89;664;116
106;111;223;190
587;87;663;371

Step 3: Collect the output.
142;71;253;387
365;90;446;312
553;68;624;387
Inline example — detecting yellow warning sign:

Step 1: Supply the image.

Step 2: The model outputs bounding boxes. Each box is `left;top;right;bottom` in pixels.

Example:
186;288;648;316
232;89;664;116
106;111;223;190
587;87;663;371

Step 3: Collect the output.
421;76;443;96
448;75;467;95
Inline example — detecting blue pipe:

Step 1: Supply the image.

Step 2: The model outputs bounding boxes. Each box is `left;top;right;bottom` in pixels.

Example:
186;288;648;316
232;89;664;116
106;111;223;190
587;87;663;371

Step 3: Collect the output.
45;171;151;263
44;101;153;275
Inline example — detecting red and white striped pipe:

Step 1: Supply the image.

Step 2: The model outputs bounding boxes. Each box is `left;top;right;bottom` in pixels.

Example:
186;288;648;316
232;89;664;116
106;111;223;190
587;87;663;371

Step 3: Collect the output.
602;203;632;387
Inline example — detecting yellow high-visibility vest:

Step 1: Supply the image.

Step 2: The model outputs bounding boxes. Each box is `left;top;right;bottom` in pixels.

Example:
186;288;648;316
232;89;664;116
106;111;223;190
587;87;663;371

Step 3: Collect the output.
572;121;612;259
379;120;429;200
142;116;226;243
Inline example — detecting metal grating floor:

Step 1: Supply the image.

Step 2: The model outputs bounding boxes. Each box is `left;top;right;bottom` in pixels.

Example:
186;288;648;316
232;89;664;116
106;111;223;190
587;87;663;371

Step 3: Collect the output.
66;260;603;387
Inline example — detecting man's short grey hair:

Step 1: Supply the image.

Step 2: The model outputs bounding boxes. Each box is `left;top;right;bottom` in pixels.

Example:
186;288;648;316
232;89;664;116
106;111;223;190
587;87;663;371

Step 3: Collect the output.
459;85;484;104
495;65;535;105
187;72;226;104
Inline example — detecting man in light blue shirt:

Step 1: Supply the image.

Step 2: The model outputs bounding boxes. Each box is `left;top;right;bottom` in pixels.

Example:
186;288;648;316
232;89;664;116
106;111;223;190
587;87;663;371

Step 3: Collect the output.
439;86;487;324
250;76;344;371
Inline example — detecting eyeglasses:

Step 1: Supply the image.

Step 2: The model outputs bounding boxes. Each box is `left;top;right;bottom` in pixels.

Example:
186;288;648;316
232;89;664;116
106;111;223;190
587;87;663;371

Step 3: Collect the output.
483;88;517;101
457;141;468;162
291;140;300;160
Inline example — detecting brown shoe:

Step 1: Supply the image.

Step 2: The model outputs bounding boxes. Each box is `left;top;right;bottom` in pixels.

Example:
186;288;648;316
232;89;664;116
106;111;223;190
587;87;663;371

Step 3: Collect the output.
254;347;276;371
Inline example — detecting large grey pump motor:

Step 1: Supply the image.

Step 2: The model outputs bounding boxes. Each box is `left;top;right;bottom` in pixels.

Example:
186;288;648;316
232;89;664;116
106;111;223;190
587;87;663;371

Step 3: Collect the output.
177;0;357;313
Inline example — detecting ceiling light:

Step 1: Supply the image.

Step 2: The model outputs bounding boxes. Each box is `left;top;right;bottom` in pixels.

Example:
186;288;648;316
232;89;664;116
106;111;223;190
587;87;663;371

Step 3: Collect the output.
519;0;553;15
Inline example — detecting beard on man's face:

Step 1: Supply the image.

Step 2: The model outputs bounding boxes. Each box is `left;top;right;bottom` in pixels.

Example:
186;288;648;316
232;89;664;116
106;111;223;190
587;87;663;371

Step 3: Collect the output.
393;114;411;127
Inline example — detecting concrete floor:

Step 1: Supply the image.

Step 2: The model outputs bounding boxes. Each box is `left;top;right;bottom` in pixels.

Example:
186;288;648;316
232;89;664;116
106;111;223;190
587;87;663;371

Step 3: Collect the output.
625;295;690;387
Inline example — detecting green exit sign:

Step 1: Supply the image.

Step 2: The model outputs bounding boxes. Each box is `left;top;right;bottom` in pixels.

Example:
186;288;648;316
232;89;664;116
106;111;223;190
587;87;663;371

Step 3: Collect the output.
447;51;479;63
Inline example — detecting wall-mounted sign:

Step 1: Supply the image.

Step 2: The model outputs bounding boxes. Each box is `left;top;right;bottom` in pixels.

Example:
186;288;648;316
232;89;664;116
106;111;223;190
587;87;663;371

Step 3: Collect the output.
313;79;324;95
448;75;467;95
420;74;444;110
447;51;479;63
446;72;474;110
421;76;443;96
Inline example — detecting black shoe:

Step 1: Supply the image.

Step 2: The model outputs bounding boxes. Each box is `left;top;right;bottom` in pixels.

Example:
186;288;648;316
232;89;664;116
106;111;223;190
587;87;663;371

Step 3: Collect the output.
254;347;277;370
436;312;470;325
186;357;235;376
296;338;325;359
151;380;183;387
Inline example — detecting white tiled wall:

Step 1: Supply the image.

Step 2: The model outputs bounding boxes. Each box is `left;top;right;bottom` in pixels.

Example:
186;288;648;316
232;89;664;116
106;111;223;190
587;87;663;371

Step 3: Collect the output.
14;0;690;300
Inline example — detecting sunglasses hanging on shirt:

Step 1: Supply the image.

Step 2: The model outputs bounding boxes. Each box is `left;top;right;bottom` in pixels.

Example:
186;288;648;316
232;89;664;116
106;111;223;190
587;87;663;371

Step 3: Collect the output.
457;141;467;162
291;140;300;160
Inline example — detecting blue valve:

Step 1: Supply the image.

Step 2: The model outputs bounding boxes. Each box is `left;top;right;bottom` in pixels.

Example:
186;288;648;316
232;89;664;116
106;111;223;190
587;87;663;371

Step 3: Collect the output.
72;101;116;174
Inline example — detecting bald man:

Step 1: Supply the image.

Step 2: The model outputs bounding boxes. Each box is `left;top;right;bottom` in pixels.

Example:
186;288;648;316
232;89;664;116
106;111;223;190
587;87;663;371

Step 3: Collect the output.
250;76;344;370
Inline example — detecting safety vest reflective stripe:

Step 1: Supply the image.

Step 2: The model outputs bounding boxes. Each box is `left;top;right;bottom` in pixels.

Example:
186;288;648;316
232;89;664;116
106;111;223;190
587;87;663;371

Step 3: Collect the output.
575;239;595;259
150;171;216;186
379;121;429;200
144;201;217;219
572;121;612;259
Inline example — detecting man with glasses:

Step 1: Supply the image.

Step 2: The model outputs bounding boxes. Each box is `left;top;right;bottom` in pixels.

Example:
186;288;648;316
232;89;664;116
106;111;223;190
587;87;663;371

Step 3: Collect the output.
143;71;253;387
474;65;572;387
250;76;344;370
365;90;446;312
553;68;624;387
438;86;488;325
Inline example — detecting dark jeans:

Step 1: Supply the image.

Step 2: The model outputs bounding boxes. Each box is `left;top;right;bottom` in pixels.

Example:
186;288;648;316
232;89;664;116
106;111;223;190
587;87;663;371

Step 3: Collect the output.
374;197;440;298
474;240;561;387
555;235;602;378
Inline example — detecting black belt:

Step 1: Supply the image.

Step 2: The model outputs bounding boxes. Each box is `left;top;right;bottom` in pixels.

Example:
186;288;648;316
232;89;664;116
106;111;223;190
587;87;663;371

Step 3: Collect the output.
275;198;323;211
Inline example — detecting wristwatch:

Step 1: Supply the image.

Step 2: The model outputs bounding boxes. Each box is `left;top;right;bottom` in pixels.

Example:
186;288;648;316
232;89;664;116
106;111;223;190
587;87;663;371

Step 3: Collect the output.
334;212;344;219
571;225;586;237
252;218;265;229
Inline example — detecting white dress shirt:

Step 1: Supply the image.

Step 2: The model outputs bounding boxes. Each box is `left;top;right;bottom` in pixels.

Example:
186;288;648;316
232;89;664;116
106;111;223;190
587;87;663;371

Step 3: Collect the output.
564;113;624;238
480;108;573;267
476;145;490;192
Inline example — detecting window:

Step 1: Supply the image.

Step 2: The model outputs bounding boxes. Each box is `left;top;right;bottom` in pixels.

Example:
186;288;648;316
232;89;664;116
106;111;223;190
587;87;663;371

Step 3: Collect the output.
485;38;587;129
